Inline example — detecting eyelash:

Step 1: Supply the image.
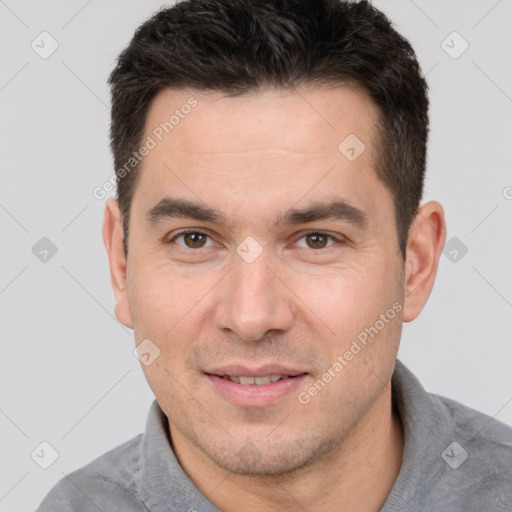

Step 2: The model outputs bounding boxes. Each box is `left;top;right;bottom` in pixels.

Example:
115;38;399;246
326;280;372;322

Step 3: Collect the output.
167;229;344;251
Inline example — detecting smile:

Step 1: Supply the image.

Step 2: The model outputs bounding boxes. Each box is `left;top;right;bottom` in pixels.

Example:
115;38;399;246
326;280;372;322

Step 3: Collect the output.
219;375;291;385
205;368;308;407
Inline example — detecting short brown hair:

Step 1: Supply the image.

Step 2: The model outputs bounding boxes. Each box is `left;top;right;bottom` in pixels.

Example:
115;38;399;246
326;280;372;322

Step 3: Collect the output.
109;0;429;258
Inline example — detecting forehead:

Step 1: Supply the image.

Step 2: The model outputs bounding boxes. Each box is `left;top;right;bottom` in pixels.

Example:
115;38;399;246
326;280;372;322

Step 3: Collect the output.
133;85;390;231
143;85;380;158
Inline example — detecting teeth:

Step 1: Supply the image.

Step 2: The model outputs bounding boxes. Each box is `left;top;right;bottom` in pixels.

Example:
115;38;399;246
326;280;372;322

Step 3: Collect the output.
254;376;271;385
225;374;286;385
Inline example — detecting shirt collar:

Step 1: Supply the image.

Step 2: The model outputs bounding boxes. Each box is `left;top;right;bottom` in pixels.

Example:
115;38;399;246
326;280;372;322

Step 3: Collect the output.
136;400;221;512
135;359;454;511
382;359;456;510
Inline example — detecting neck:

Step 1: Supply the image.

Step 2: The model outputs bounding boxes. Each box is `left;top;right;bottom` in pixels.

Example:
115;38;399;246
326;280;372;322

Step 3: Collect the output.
171;385;403;512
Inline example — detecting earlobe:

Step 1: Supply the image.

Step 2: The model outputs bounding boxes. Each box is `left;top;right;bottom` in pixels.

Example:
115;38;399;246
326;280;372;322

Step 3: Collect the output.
402;201;446;322
102;198;133;329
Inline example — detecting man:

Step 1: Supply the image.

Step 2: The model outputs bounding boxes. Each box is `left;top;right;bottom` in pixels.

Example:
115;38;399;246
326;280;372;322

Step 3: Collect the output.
37;0;512;510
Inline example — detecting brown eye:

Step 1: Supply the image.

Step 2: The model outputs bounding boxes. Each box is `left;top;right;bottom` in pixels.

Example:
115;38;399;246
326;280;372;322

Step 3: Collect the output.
171;231;214;249
183;232;207;248
295;232;339;250
306;233;328;249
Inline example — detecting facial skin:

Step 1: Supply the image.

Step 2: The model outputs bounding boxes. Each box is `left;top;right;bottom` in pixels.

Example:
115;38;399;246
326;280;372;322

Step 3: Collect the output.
103;86;446;511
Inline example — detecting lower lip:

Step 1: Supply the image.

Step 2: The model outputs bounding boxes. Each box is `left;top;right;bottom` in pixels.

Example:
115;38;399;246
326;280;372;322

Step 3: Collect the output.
206;374;307;407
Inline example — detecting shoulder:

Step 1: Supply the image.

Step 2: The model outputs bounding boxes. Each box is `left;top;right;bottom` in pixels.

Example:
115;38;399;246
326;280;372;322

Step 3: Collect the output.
432;392;512;508
36;434;147;512
434;391;512;462
389;361;512;511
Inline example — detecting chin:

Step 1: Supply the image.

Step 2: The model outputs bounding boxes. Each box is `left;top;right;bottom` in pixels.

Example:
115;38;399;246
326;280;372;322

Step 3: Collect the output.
202;433;337;477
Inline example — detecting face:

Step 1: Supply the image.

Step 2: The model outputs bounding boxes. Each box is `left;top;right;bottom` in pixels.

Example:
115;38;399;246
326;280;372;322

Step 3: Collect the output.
113;86;408;475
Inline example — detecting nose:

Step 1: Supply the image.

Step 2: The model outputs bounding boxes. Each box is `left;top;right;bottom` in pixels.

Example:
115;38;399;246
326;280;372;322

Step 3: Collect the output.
214;251;295;342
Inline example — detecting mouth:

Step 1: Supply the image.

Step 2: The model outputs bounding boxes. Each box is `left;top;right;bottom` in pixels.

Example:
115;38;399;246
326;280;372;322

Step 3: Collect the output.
215;374;298;385
204;366;308;407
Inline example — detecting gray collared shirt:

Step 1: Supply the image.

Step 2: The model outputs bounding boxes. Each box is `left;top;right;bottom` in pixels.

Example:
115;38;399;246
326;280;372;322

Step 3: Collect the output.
36;360;512;511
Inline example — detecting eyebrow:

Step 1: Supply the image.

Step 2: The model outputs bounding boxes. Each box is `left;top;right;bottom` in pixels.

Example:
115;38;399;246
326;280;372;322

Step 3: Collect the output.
147;198;228;225
274;200;367;230
146;197;367;230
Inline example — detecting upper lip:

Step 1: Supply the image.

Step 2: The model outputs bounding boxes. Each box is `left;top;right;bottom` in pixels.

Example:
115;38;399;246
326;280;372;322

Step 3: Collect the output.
205;364;307;378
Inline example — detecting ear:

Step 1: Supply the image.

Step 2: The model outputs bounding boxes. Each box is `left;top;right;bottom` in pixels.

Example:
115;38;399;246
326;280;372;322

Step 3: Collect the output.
402;201;446;322
102;198;133;329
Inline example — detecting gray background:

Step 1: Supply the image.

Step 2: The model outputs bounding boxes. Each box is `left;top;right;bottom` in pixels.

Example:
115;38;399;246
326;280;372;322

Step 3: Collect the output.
1;1;511;510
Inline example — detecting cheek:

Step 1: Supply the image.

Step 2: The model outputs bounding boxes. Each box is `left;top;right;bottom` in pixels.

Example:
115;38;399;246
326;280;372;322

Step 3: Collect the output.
127;260;219;372
127;262;206;402
129;259;204;330
291;262;397;338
